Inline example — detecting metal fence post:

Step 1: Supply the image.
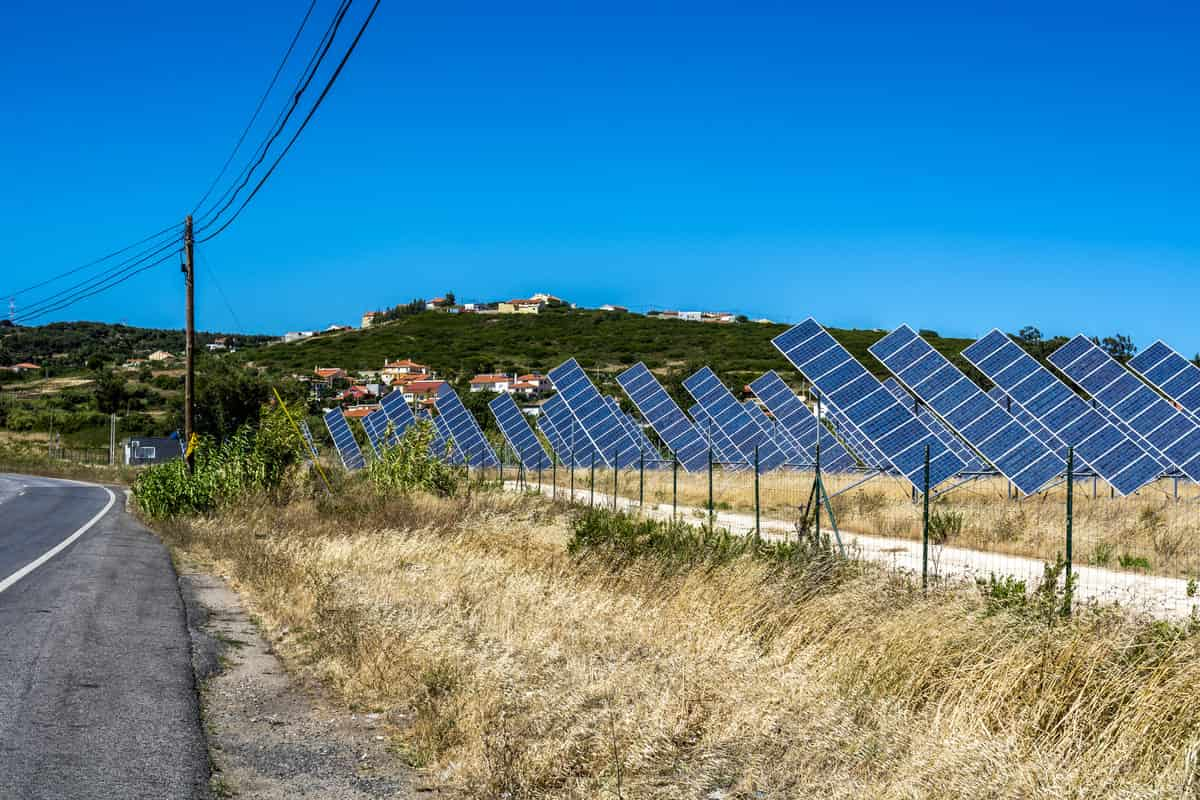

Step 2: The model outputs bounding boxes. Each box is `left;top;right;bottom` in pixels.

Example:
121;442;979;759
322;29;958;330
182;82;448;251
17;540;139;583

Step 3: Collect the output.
590;452;595;508
639;451;644;508
570;454;575;504
1066;446;1074;609
499;442;505;485
672;452;678;521
552;452;557;501
612;445;619;511
922;444;930;590
707;446;714;530
754;445;761;542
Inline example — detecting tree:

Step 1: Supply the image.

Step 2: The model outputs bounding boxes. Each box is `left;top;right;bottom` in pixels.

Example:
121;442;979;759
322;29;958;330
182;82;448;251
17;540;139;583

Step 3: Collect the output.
1017;326;1043;356
94;370;127;414
1100;334;1136;362
174;358;275;439
445;290;457;306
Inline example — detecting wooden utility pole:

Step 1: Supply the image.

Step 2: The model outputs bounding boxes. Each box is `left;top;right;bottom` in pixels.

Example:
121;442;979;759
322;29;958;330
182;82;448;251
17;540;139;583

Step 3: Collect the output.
183;215;195;471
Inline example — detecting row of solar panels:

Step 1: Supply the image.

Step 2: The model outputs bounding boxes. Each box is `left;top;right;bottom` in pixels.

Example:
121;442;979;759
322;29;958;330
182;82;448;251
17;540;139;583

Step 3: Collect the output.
322;317;1200;499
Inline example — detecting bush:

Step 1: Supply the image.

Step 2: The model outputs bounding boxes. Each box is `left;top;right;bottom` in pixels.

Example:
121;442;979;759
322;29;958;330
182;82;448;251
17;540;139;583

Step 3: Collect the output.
364;420;459;497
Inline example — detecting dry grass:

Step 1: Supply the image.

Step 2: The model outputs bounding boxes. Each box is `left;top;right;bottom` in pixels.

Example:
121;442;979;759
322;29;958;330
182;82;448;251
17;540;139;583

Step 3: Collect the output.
158;481;1200;799
512;464;1200;579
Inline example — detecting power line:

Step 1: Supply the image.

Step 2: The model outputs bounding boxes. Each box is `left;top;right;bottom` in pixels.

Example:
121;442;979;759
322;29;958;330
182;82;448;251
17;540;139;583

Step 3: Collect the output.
195;0;355;229
194;249;245;332
199;0;382;243
191;0;320;215
1;221;181;300
14;248;182;324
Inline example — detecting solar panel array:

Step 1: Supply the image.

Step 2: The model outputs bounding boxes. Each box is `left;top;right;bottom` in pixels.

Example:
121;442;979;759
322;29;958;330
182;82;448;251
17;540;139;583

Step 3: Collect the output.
683;367;790;472
987;386;1066;457
323;408;366;471
1128;340;1200;423
617;362;710;471
299;420;320;460
961;330;1162;496
380;390;417;440
881;378;984;472
605;396;661;461
773;319;967;491
359;410;387;457
1048;335;1200;482
430;411;464;464
689;403;745;467
870;326;1063;495
489;393;553;471
548;359;641;467
742;400;804;462
541;393;597;466
819;398;883;469
435;384;499;467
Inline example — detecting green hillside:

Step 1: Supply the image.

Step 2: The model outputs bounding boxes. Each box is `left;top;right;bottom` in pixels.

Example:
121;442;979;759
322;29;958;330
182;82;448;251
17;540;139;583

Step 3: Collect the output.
241;308;980;389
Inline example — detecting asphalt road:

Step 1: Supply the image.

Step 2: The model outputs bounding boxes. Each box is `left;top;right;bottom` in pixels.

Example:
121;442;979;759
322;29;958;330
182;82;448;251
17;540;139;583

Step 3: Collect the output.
0;473;209;799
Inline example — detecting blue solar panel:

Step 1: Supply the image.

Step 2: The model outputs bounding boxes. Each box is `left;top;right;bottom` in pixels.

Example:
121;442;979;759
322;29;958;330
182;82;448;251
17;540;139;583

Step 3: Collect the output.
1128;340;1200;424
683;367;789;472
380;390;416;441
881;378;986;473
536;414;570;465
986;387;1066;456
961;330;1163;496
820;400;887;469
361;408;393;456
434;384;499;468
603;396;661;462
323;408;365;470
489;393;552;471
774;319;967;491
617;362;709;471
741;399;805;464
548;359;641;467
541;393;598;467
689;403;746;469
871;326;1062;494
1048;335;1200;482
430;410;464;464
298;420;320;460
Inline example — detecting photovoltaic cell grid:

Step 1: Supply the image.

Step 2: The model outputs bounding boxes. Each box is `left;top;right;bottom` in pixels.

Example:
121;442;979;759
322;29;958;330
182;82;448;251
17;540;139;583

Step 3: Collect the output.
742;400;804;463
617;362;709;472
1048;335;1200;482
323;408;365;471
819;399;884;469
625;412;662;461
380;391;417;440
489;393;552;471
430;411;464;464
961;330;1162;496
604;396;661;462
542;393;598;466
881;378;985;473
1128;340;1200;423
361;409;391;455
548;359;641;468
689;403;746;468
435;384;499;467
987;387;1067;458
683;367;790;472
773;319;966;491
537;416;570;466
870;326;1062;495
299;420;319;460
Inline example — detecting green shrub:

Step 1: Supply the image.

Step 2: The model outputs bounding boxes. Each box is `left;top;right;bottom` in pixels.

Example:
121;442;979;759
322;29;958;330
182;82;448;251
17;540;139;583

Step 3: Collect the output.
364;420;459;497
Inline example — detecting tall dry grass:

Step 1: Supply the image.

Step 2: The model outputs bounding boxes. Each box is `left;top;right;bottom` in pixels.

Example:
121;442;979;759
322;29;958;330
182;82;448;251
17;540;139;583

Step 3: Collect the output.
517;464;1200;579
159;483;1200;799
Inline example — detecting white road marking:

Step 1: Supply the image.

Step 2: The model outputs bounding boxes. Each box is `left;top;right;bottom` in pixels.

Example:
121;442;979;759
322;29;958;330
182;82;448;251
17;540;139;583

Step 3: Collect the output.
0;485;116;595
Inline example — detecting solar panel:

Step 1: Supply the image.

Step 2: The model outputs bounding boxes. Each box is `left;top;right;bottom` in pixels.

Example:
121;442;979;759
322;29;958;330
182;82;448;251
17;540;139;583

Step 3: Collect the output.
430;411;464;464
748;371;856;471
742;400;805;463
537;415;570;465
603;396;662;462
547;359;641;467
870;326;1061;494
298;420;320;460
489;393;552;471
881;378;986;473
961;330;1163;496
1048;335;1200;482
361;409;392;456
689;403;746;468
380;390;417;442
820;399;886;469
434;384;499;468
987;386;1066;457
323;408;366;470
541;393;598;466
623;411;662;462
1128;340;1200;424
773;319;967;491
683;367;789;472
616;362;709;471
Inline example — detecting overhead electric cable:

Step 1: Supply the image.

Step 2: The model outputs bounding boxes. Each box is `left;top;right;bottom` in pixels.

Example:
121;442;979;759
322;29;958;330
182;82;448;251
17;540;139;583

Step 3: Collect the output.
14;248;182;323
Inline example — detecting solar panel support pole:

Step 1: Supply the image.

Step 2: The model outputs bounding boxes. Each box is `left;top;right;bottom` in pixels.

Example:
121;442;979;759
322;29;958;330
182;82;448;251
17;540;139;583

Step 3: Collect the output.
754;445;760;542
672;453;678;521
638;451;644;509
1066;446;1074;602
590;452;595;508
612;445;618;512
922;444;930;591
707;446;714;531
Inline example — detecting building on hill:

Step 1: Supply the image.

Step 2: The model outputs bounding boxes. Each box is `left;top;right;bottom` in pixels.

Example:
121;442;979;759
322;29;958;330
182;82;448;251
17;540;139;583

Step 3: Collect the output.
206;337;229;352
282;331;315;343
469;373;513;393
343;405;379;420
381;359;428;384
361;311;382;328
7;362;41;373
513;373;551;397
498;298;543;314
148;351;175;362
599;304;629;313
530;292;565;305
425;297;456;311
326;324;352;332
339;385;374;402
314;367;348;386
402;379;447;406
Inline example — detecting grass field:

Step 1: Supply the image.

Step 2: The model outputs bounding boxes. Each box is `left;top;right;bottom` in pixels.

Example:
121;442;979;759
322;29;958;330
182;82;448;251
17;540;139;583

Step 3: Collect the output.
155;482;1200;799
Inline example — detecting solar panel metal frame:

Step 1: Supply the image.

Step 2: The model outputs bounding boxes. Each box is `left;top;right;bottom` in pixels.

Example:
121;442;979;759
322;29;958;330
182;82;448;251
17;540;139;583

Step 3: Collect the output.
323;407;366;471
360;409;390;456
537;415;570;465
603;396;662;462
689;403;747;468
741;399;805;464
541;393;597;467
773;319;967;491
881;378;985;472
298;420;320;460
683;366;790;472
747;372;859;472
429;410;464;464
1048;335;1200;482
870;326;1062;495
380;390;417;442
435;384;499;468
961;329;1163;496
547;359;642;468
489;393;553;471
1128;340;1200;424
616;362;710;472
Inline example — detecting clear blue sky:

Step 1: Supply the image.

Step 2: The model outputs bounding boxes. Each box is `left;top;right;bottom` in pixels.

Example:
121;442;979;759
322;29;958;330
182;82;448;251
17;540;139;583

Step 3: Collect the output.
2;1;1198;354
